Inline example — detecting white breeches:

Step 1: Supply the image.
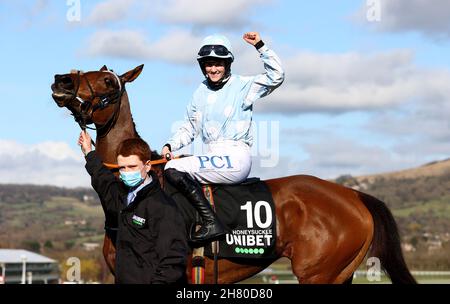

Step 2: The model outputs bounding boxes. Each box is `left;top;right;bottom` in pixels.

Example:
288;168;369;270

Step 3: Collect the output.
164;140;251;184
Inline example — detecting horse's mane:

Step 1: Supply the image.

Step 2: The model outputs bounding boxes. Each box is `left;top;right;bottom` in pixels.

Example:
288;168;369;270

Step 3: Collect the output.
130;114;162;162
151;150;162;161
130;117;140;138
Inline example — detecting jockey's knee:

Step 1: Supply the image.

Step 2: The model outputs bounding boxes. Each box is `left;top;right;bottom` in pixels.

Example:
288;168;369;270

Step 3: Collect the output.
164;167;179;183
164;158;188;172
164;159;175;170
164;167;191;185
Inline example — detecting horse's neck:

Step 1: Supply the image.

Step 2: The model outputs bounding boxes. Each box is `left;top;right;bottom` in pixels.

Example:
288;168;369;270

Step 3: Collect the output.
94;91;138;164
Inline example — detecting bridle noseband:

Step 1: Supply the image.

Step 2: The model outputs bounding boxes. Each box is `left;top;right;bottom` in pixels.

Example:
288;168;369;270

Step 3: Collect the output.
70;70;124;135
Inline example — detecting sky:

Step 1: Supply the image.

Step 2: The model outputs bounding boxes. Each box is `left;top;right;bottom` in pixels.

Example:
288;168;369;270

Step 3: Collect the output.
0;0;449;187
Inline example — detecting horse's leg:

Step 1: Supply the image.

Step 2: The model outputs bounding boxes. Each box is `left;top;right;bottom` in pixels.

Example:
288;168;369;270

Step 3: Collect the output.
270;197;338;283
187;257;277;284
289;229;372;284
289;242;338;283
331;226;373;284
343;274;353;284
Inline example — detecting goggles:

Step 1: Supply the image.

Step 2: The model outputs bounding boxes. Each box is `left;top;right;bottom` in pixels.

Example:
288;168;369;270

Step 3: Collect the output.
198;45;231;57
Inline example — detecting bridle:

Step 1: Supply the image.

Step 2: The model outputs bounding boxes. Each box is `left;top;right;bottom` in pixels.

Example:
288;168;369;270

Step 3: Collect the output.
70;70;124;137
63;67;172;169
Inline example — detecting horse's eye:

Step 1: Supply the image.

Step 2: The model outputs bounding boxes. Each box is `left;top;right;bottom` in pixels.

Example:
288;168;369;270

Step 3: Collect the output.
104;78;112;87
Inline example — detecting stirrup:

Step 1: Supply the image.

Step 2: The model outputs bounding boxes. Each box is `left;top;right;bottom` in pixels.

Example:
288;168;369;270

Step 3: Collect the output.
189;223;225;245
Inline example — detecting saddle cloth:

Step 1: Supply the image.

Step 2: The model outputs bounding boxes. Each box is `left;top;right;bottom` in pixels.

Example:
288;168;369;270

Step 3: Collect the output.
163;178;277;259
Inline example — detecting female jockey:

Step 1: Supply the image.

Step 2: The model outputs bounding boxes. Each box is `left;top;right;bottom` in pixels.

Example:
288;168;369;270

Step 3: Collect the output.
161;32;284;244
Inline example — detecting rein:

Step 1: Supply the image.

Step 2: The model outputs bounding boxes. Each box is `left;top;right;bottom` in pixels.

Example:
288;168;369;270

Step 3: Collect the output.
103;154;179;170
71;70;124;142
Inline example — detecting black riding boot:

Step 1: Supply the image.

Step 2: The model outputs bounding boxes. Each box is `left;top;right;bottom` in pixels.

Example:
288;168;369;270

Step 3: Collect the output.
164;168;225;244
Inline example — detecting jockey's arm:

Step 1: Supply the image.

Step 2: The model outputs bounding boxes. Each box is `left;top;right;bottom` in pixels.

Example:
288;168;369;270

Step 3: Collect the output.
243;40;285;108
165;97;200;152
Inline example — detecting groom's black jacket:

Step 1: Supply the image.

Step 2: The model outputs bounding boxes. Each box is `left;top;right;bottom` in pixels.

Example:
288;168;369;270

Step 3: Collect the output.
85;151;188;284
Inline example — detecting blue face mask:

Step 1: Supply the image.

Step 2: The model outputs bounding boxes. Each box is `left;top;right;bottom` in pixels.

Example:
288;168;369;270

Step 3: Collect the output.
119;170;144;188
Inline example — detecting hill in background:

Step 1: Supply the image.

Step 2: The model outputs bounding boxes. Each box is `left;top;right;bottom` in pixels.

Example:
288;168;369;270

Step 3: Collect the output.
334;158;450;270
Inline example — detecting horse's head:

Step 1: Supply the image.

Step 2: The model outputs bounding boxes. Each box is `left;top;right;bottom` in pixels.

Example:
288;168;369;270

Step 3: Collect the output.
51;64;143;127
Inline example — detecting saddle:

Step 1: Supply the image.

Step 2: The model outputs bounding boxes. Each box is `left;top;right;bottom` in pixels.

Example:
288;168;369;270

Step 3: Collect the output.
163;177;277;259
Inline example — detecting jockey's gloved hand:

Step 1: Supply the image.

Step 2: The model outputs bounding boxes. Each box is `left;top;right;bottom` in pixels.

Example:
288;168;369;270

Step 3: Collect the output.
161;144;173;160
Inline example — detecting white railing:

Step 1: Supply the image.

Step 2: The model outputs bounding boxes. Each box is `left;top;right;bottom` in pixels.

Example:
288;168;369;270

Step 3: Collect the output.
253;269;450;284
354;270;450;277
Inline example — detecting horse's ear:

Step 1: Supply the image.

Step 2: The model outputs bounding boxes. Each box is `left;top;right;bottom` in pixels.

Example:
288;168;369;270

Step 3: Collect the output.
100;65;108;71
120;64;144;83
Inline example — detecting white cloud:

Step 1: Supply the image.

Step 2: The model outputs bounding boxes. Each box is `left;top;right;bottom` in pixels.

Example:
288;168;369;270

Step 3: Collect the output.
256;49;450;114
300;137;409;177
31;0;48;16
249;155;304;180
250;134;420;181
83;29;260;65
84;29;202;64
86;0;135;25
82;0;270;28
2;0;53;29
32;141;81;161
0;140;89;188
353;0;450;39
366;102;450;160
153;0;269;28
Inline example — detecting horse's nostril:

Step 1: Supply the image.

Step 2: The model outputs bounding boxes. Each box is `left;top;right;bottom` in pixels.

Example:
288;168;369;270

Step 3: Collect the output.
62;76;72;84
55;74;69;82
55;74;74;90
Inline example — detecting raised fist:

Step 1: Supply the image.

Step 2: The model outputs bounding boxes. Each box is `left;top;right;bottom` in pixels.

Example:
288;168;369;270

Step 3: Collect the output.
243;32;261;46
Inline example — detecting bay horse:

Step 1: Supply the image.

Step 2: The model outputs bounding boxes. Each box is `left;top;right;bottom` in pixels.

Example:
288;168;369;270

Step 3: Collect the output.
51;65;416;284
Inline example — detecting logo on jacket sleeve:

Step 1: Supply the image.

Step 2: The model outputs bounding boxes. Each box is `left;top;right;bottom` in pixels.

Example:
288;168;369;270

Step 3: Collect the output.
132;215;146;226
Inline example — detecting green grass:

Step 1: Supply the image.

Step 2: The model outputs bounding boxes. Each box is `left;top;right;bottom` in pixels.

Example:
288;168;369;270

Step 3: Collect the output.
0;196;105;247
75;234;105;244
243;271;450;284
45;197;103;217
392;198;450;218
353;275;450;284
240;258;450;284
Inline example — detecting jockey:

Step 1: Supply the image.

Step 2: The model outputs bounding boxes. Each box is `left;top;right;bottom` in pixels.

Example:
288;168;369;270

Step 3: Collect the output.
162;32;284;244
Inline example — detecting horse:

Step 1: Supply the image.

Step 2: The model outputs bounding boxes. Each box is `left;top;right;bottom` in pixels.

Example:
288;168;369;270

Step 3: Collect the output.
51;65;416;284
